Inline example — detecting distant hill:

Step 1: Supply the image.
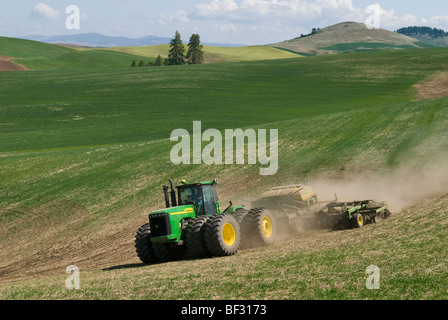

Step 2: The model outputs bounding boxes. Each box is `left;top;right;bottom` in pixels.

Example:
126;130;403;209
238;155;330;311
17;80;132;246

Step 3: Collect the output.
24;33;173;48
23;33;242;48
270;21;421;55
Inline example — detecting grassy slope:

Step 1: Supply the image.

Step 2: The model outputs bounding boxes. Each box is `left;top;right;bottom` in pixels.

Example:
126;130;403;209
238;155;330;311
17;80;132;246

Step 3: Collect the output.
1;194;447;300
0;37;150;70
106;44;302;63
1;48;448;299
3;48;446;153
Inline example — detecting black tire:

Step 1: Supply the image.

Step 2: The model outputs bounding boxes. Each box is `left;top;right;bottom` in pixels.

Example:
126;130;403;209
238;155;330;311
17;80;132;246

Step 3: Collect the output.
153;242;185;262
204;214;240;257
232;208;248;224
352;213;364;228
135;223;158;264
184;216;209;259
241;207;277;247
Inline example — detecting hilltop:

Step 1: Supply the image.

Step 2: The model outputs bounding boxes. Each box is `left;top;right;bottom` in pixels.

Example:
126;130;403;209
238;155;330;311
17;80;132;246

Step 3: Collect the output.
271;21;421;55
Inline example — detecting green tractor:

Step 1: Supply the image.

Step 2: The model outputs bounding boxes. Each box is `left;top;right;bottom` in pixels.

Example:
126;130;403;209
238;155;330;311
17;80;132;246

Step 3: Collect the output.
135;179;277;264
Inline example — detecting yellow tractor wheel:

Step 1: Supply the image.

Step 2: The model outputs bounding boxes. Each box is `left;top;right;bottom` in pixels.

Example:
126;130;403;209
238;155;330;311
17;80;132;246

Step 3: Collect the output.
242;207;277;247
204;214;241;257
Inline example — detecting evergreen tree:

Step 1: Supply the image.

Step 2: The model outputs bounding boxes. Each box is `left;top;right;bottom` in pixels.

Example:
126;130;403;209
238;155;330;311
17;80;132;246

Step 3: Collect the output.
155;55;163;66
166;31;185;65
131;60;137;67
186;34;204;64
138;60;145;67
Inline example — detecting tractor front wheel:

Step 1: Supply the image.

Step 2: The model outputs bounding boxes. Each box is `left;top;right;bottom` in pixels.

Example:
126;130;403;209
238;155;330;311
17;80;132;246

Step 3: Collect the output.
185;216;209;259
153;242;185;262
135;223;158;264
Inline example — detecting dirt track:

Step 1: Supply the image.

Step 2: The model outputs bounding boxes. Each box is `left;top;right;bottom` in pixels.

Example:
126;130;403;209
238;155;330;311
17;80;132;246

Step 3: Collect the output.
0;56;29;72
414;70;448;100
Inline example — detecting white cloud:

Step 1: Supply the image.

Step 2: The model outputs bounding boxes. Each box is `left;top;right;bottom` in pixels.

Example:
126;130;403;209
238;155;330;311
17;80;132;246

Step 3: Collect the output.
196;0;239;17
190;0;364;24
29;3;60;20
158;10;191;25
219;23;237;33
427;15;448;29
240;0;322;18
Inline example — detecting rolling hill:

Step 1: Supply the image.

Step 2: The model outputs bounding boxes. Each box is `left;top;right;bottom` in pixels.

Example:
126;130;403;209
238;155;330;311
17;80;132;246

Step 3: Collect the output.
271;21;422;55
0;36;301;71
0;36;151;71
106;44;302;63
0;37;448;299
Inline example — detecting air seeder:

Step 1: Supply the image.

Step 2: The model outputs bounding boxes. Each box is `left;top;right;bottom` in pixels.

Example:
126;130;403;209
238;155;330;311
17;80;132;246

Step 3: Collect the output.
135;179;276;264
250;184;392;232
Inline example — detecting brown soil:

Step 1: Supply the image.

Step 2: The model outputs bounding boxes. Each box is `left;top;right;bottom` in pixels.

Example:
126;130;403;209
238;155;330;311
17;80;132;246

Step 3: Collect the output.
414;71;448;100
0;55;30;72
0;201;143;284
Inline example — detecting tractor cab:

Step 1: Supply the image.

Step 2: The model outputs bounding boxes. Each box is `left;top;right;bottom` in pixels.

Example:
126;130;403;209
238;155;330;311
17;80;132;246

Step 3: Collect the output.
146;179;224;244
177;179;221;216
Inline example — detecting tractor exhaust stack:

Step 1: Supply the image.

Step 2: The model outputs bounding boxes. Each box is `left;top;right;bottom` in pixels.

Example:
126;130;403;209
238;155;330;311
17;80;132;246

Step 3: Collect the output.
169;179;177;207
163;185;170;208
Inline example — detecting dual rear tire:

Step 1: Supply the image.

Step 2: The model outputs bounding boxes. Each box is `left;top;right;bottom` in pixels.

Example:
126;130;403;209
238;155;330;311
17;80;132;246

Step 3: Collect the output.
241;207;277;248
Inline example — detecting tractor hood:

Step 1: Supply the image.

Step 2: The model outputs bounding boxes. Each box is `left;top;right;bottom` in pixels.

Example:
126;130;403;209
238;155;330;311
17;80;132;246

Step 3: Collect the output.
149;205;195;216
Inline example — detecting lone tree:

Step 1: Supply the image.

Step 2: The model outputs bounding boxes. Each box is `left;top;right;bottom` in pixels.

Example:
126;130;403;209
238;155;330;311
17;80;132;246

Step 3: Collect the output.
131;60;137;67
138;60;146;67
186;34;204;64
155;55;163;66
165;31;185;65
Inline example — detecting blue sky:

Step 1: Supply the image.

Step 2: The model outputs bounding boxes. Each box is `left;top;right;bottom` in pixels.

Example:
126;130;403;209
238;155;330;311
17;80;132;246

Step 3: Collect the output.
1;0;447;45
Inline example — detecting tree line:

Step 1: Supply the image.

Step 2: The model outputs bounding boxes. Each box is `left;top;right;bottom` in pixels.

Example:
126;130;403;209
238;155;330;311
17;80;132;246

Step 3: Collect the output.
396;26;448;39
131;31;204;68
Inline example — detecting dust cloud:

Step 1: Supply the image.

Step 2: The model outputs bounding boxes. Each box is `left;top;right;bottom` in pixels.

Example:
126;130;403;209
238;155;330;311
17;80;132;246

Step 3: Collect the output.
310;155;448;213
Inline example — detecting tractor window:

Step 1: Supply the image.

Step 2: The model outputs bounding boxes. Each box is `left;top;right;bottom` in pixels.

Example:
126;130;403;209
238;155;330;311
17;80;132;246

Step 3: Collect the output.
202;185;218;215
178;186;205;215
